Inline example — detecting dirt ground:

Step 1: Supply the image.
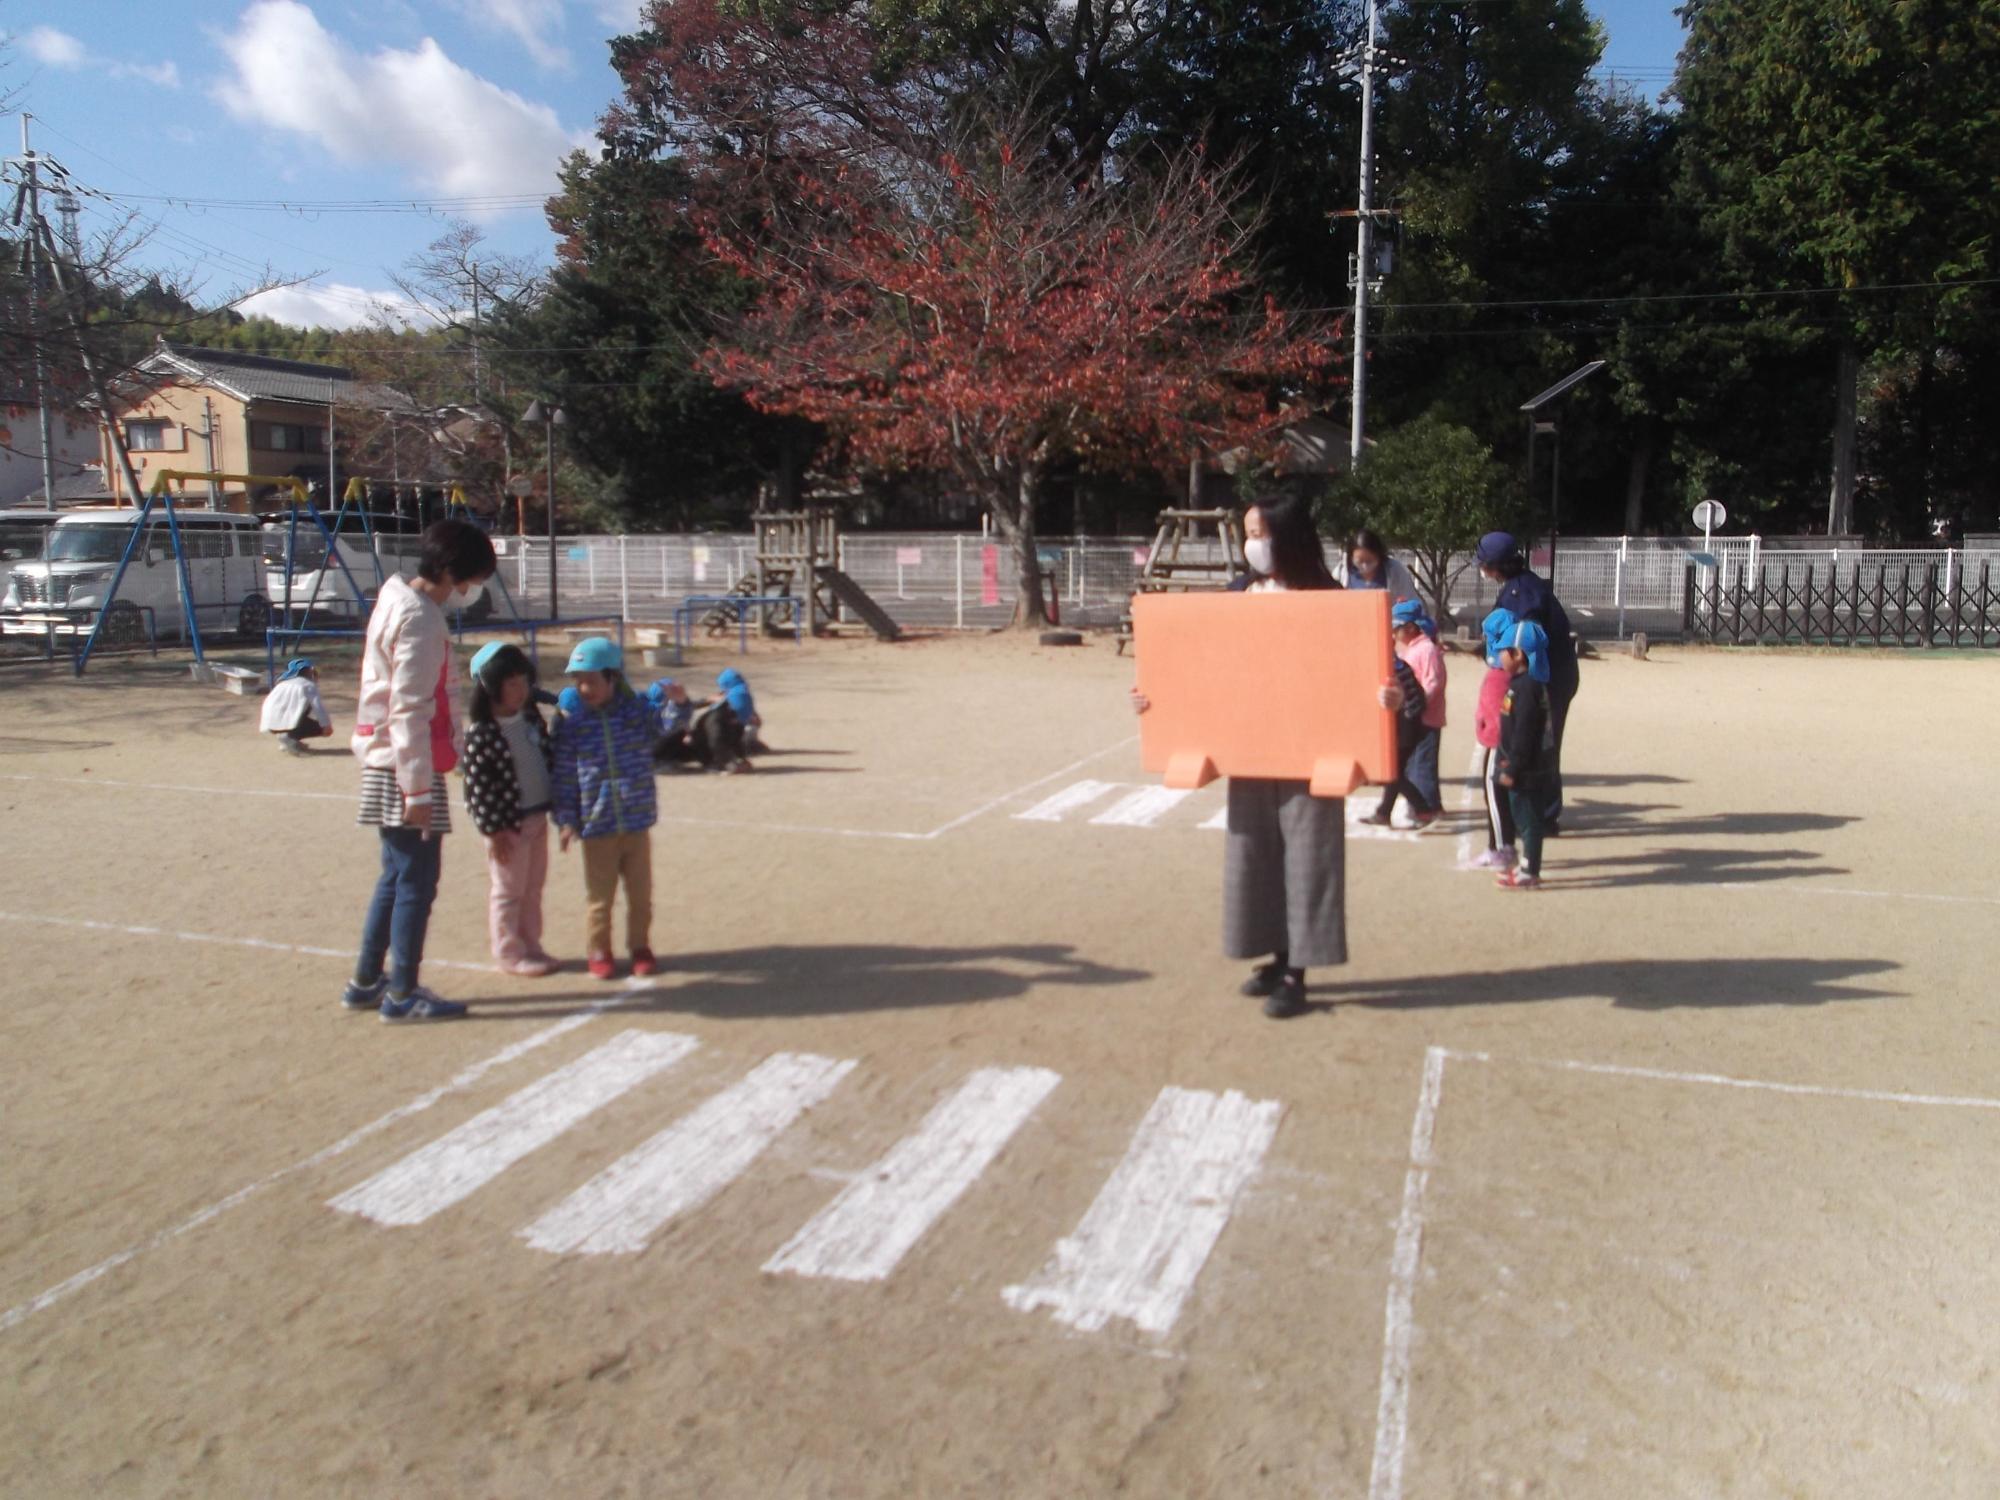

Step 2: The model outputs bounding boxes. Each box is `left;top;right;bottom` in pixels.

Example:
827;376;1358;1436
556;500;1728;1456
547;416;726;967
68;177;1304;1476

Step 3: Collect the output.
1;629;1995;1499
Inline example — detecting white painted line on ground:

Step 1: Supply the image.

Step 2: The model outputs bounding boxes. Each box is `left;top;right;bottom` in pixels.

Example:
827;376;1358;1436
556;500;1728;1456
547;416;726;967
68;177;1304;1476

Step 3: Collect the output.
329;1029;700;1227
0;908;489;973
765;1065;1062;1283
1443;1047;2000;1112
1366;1046;1448;1500
1088;786;1192;828
521;1052;857;1256
1199;805;1229;831
0;982;648;1335
1454;737;1488;869
0;771;351;802
1716;882;2000;909
927;735;1140;837
1002;1085;1283;1336
1;737;1145;844
1014;778;1124;823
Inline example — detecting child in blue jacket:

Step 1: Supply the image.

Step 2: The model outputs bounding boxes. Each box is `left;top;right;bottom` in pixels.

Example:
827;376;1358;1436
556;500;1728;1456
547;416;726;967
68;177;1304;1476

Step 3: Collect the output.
718;668;767;753
552;637;659;980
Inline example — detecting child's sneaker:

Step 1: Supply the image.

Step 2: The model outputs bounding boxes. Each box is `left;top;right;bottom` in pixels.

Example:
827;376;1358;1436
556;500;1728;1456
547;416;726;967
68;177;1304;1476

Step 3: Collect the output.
587;952;619;981
342;976;389;1010
629;948;659;978
380;986;469;1023
1496;869;1542;890
278;737;305;757
1357;810;1393;828
501;956;558;978
1411;810;1444;833
1471;848;1514;871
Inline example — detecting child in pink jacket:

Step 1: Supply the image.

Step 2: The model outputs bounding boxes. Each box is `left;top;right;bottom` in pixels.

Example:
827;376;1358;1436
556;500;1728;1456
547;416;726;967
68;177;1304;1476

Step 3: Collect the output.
1366;597;1447;829
1471;607;1518;871
341;520;495;1023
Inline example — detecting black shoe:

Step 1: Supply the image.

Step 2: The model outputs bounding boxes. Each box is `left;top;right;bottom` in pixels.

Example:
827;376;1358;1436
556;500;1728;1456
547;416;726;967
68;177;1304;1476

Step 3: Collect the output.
1543;818;1563;837
1239;962;1287;998
1358;811;1393;827
1262;975;1310;1019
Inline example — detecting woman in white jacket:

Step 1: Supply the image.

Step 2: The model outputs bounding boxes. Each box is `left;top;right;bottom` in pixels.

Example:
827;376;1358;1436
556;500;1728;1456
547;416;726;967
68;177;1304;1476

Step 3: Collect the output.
340;519;496;1024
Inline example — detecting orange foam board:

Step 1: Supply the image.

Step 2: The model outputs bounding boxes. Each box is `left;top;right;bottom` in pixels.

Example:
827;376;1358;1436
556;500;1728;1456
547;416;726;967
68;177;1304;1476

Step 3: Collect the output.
1132;590;1398;798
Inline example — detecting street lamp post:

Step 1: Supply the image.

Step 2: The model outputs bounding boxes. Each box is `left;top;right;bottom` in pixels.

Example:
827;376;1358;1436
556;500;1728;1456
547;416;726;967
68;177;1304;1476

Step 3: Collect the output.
523;400;566;620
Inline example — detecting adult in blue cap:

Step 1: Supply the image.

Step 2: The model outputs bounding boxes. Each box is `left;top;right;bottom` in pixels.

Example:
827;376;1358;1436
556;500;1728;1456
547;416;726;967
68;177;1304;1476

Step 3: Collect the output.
1475;532;1578;831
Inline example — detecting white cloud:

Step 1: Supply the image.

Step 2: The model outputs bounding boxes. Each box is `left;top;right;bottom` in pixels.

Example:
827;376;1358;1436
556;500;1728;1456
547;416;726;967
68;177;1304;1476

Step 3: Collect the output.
20;25;87;66
114;60;182;87
451;0;569;69
238;281;434;331
13;24;180;84
213;1;589;200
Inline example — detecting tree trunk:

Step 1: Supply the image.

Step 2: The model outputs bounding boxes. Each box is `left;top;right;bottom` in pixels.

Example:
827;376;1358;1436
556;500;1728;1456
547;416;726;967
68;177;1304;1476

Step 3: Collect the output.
1623;428;1655;535
990;463;1049;628
1826;341;1860;536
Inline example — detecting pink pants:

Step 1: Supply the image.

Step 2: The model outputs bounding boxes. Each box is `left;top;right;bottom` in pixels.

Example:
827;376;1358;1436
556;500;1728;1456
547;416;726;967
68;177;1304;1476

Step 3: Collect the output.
486;812;549;965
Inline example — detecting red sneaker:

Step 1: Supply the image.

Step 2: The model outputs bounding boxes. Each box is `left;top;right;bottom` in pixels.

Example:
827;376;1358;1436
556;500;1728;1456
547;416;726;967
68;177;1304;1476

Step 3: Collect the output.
630;948;658;978
1496;869;1542;890
587;951;618;981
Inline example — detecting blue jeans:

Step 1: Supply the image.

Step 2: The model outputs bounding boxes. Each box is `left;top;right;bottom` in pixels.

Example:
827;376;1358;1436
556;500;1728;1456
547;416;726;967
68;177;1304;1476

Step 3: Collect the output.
1376;726;1442;817
356;826;443;995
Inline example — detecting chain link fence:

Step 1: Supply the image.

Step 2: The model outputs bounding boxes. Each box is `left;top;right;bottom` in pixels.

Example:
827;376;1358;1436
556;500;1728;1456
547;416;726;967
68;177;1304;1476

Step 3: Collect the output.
485;532;2000;643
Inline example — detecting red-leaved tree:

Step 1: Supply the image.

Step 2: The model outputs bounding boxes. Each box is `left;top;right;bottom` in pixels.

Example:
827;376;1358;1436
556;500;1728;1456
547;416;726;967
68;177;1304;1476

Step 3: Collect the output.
702;126;1342;624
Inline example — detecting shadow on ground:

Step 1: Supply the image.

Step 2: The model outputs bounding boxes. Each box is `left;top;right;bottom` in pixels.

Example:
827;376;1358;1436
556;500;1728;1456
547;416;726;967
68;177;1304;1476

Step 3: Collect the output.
1314;955;1901;1013
1552;798;1860;842
456;942;1149;1020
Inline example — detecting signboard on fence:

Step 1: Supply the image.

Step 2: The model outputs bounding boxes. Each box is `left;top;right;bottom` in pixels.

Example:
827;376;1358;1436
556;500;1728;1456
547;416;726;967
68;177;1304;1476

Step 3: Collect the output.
896;547;923;566
566;547;588;561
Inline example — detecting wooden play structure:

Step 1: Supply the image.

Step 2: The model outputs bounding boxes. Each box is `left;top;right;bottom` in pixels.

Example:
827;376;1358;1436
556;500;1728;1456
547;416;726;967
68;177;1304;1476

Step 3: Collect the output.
1130;589;1397;798
698;505;901;642
1116;507;1246;653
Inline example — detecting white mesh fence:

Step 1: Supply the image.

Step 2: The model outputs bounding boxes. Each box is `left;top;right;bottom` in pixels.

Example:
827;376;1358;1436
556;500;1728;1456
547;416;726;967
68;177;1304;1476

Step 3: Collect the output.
483;531;1997;641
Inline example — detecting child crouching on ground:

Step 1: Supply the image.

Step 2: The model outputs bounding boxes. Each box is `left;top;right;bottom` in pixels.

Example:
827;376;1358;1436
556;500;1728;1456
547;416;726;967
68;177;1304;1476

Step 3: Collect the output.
646;679;752;773
718;668;767;753
462;642;560;977
261;658;334;754
1471;608;1519;871
552;637;659;980
1495;619;1557;890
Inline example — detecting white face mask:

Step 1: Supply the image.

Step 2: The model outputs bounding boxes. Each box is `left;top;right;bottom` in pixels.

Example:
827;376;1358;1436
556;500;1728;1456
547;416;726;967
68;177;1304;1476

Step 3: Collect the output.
446;580;485;611
1244;537;1275;577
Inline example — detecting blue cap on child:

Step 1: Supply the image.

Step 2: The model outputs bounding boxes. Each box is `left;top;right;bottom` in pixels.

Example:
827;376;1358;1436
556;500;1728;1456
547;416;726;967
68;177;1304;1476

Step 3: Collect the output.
1481;608;1517;667
277;657;315;682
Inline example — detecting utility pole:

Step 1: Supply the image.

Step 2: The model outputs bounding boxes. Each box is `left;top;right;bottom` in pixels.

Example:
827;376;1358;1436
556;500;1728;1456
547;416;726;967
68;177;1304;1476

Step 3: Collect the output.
1348;0;1381;469
469;260;484;403
18;115;60;512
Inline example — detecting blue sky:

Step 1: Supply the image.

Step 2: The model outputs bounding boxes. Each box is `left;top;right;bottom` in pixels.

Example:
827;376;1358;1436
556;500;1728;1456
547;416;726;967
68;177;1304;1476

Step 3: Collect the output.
3;0;1688;331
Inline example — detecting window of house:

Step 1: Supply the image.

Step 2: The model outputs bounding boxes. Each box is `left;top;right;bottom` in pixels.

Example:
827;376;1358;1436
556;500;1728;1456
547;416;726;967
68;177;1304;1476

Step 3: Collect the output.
127;420;174;451
252;421;328;455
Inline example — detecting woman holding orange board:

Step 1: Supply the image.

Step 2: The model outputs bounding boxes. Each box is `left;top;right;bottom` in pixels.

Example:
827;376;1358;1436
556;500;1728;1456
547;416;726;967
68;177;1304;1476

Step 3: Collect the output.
1131;496;1403;1020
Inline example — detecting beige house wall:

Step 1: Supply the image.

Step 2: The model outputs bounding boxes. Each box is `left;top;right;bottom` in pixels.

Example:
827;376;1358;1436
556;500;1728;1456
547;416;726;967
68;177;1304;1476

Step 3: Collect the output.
100;382;252;509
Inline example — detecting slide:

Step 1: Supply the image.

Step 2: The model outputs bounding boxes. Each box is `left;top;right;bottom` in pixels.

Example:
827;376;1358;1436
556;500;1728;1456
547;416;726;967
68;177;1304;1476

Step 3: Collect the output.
814;566;903;641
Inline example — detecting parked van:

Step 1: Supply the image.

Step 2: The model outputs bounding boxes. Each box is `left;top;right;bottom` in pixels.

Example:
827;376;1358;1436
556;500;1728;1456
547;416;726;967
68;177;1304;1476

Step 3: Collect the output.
1;508;271;644
0;510;62;566
261;511;492;621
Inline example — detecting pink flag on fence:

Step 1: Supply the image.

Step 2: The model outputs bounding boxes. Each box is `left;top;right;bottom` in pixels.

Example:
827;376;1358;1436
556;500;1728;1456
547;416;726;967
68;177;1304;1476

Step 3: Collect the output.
981;545;1000;606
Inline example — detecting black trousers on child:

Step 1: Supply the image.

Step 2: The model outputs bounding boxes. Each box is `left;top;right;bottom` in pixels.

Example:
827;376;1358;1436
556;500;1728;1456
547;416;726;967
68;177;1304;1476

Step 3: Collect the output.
1481;746;1517;849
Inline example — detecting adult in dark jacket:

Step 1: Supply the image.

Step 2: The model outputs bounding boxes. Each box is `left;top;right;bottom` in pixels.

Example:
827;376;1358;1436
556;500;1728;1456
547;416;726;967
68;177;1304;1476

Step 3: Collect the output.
1475;532;1579;830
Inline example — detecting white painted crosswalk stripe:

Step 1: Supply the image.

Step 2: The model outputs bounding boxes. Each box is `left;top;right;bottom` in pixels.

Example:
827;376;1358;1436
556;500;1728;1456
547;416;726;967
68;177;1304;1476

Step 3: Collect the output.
1199;805;1229;831
1013;779;1125;821
765;1066;1063;1284
520;1052;857;1256
1088;786;1194;828
1002;1086;1283;1335
328;1030;700;1228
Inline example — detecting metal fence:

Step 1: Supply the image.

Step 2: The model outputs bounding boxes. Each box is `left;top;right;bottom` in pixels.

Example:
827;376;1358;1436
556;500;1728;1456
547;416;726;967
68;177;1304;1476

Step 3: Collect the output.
1688;557;2000;647
486;532;2000;645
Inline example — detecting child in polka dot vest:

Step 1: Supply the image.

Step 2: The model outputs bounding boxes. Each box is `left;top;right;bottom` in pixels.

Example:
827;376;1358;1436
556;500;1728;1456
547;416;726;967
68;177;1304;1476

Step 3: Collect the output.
461;643;560;977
